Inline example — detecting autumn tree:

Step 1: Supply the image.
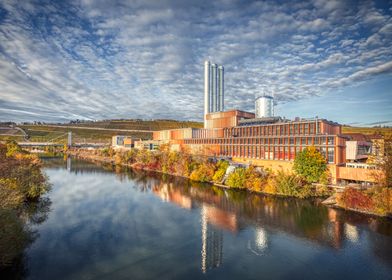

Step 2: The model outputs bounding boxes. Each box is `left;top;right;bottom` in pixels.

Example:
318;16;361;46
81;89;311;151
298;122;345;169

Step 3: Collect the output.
379;137;392;188
293;146;327;183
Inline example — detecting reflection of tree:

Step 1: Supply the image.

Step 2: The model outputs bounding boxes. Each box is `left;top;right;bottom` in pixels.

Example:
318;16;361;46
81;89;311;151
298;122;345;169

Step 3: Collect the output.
0;196;51;278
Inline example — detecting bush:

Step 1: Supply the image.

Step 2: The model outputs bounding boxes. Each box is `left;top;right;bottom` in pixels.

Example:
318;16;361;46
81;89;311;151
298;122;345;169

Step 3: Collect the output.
189;162;215;182
338;187;374;211
372;187;392;216
212;160;229;183
226;167;247;188
272;171;313;198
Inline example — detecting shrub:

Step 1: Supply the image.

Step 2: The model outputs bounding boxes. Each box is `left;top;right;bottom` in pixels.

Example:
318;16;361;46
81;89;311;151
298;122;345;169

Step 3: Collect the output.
372;187;392;216
225;167;247;188
212;160;229;183
338;187;374;211
189;162;215;182
263;178;277;195
0;179;24;209
244;166;265;191
272;170;313;198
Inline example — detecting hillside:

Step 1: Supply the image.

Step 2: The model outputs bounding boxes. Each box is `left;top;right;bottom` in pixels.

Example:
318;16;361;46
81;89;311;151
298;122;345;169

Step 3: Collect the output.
342;126;392;137
14;119;203;143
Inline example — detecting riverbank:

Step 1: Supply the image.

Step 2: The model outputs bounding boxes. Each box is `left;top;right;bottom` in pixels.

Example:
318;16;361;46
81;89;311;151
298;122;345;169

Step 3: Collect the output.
67;148;392;218
67;148;330;198
0;141;51;269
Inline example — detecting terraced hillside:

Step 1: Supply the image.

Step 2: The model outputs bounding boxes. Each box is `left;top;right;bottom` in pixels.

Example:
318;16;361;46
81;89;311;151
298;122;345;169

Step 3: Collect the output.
342;126;392;137
0;119;203;144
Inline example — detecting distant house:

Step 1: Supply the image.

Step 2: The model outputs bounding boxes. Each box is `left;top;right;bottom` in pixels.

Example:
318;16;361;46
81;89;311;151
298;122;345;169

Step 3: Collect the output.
111;136;138;149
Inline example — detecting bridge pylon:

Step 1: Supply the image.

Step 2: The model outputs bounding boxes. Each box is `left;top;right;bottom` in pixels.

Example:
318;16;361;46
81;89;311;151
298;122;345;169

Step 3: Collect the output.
67;132;72;147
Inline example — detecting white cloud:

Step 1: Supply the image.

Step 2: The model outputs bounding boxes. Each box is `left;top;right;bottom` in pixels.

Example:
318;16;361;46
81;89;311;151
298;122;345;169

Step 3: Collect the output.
0;0;391;122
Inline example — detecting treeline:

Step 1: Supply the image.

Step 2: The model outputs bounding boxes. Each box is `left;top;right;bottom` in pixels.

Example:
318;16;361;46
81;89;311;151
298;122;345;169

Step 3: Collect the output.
0;141;51;269
97;145;332;199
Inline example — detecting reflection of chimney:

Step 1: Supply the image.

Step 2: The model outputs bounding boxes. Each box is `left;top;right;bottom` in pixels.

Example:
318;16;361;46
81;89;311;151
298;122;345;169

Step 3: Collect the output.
247;227;268;256
201;204;223;273
344;223;359;243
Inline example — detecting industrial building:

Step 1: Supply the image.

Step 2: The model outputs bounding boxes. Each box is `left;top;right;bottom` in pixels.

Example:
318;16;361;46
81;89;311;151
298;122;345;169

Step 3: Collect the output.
151;61;384;184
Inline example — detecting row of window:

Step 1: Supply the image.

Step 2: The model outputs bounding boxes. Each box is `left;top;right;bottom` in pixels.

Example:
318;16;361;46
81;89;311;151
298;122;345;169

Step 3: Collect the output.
223;121;323;137
216;145;335;163
185;136;335;146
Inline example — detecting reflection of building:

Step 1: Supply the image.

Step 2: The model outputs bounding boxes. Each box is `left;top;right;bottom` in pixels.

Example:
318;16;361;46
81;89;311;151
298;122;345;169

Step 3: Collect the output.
201;205;223;273
152;183;193;209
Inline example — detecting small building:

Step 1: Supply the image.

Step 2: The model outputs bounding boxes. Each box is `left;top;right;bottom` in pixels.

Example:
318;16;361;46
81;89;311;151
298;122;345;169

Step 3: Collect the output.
134;140;160;151
111;136;138;148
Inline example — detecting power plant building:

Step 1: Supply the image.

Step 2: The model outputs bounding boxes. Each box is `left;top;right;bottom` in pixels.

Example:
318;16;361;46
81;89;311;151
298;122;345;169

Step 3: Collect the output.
152;61;382;185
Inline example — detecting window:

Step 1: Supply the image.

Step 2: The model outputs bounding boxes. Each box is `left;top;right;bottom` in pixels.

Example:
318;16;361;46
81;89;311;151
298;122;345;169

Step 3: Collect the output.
301;137;306;145
310;124;314;134
327;148;334;163
290;137;294;145
320;147;327;158
328;137;335;145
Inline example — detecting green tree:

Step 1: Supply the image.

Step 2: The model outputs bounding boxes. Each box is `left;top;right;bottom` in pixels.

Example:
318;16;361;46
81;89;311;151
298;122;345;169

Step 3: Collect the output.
293;146;327;183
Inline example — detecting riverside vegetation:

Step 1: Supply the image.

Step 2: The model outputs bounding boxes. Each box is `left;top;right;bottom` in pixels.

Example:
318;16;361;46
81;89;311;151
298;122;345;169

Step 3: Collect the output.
72;142;392;217
0;141;51;274
74;145;332;199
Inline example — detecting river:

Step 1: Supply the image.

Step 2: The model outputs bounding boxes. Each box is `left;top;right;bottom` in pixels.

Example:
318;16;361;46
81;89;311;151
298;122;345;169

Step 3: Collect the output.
12;157;392;279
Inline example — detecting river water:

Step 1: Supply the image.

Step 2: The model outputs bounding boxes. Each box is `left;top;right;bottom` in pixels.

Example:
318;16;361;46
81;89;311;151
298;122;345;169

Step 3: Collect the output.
16;158;392;279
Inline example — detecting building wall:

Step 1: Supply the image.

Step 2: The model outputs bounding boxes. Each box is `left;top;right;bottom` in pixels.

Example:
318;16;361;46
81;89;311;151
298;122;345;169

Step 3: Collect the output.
336;166;379;183
204;110;255;129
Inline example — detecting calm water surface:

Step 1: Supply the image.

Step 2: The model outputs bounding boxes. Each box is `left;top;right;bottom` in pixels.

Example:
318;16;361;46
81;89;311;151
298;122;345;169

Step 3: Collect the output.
16;158;392;279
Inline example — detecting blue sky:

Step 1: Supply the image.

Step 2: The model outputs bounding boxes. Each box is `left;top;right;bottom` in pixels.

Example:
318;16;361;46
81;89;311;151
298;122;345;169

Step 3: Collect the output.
0;0;391;126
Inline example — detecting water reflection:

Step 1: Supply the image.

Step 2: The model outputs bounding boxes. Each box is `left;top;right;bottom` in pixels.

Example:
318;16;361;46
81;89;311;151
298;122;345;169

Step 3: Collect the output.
19;157;392;279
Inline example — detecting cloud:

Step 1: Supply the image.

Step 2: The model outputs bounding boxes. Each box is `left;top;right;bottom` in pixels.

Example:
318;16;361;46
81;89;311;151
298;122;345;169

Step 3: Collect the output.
0;0;391;122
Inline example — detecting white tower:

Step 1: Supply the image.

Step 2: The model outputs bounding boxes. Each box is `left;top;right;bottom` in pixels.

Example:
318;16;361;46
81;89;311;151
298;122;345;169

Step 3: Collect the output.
255;96;274;118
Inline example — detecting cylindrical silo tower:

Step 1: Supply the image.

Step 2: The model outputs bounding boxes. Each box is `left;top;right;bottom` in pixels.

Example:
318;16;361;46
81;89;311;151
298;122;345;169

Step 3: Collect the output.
255;96;274;118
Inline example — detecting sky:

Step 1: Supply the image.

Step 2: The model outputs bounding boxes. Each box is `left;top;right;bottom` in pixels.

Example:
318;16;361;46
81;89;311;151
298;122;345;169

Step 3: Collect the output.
0;0;391;126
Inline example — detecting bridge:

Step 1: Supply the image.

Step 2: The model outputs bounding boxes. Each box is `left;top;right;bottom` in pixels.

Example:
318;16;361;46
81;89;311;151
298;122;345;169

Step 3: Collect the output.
0;125;108;148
